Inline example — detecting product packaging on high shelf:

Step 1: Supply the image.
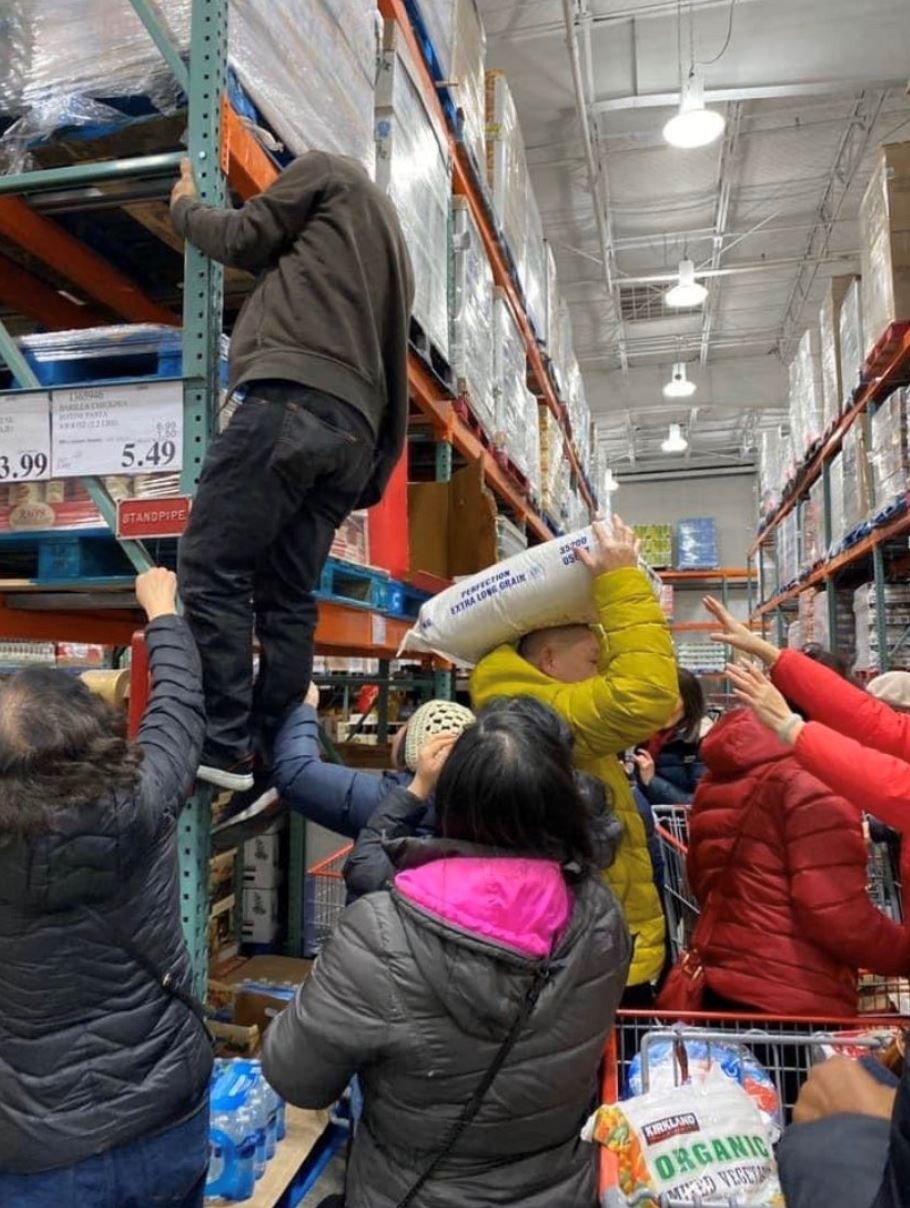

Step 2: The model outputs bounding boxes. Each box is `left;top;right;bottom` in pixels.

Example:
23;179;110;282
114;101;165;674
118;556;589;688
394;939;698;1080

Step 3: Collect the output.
776;509;800;587
0;0;377;174
838;276;865;410
522;388;542;498
854;582;910;673
400;525;661;665
799;480;824;572
757;426;792;516
634;524;674;568
840;422;871;536
869;386;910;512
797;588;817;646
376;21;451;363
827;450;846;555
485;70;529;286
543;241;560;360
452;197;496;437
523;185;548;344
565;357;592;474
819;275;856;432
674;639;726;675
241;886;280;945
492;289;530;477
860;142;910;357
411;0;486;177
676;517;719;570
495;514;528;560
788;327;824;460
329;511;370;566
538;404;569;522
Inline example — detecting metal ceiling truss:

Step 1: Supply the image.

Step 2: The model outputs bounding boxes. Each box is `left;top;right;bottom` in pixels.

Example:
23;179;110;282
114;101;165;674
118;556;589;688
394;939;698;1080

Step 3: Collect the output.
699;101;744;365
776;89;888;357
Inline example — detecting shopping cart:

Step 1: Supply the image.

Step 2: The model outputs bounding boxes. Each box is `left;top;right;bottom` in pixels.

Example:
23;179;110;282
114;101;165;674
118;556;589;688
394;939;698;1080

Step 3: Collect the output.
651;806;698;961
597;1009;904;1207
302;842;353;957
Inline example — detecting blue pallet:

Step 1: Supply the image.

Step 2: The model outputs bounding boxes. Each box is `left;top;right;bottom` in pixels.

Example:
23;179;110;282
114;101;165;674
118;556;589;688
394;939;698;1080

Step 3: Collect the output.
872;496;909;528
0;528;135;582
318;558;389;611
403;0;463;137
386;580;431;620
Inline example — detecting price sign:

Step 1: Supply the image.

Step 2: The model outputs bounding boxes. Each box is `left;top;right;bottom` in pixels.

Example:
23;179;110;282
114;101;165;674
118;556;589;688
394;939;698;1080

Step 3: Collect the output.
0;390;52;482
51;380;183;478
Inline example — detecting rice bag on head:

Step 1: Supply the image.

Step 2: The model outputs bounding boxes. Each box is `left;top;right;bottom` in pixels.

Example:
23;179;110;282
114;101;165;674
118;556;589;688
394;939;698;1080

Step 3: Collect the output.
584;1071;785;1207
628;1035;782;1140
400;526;662;666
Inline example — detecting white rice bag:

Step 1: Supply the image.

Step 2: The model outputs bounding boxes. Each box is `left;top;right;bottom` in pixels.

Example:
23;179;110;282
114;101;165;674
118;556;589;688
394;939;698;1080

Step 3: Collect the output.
584;1070;785;1206
401;526;660;666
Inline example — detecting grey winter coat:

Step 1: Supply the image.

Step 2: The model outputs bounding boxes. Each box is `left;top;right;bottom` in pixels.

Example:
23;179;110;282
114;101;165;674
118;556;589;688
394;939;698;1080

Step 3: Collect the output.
0;616;213;1174
263;837;631;1207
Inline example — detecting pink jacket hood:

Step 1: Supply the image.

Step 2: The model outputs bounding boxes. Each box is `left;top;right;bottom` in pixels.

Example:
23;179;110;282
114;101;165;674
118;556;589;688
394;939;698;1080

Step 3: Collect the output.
394;856;571;958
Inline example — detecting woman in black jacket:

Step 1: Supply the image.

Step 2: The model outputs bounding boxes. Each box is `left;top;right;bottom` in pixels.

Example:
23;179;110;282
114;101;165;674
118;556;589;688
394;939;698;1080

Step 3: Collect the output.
0;569;212;1208
263;696;630;1208
632;667;706;806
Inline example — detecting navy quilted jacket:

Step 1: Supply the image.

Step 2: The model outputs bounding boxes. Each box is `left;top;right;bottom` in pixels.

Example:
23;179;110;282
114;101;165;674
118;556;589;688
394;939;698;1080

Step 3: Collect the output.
0;617;212;1174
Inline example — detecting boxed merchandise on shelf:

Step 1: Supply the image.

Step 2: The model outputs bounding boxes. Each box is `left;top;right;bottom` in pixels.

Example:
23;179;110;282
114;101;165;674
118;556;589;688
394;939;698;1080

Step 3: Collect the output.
787;620;804;650
543;241;560;357
827;450;846;553
674;639;726;675
329;510;370;566
565;357;591;470
523;186;548;344
522;387;542;497
797;588;817;646
492;289;530;476
840;421;871;536
777;509;801;587
859;142;910;356
0;0;378;174
676;517;719;570
869;386;910;511
451;197;496;435
658;583;674;619
799;479;825;570
495;514;528;560
412;0;487;176
757;426;792;516
241;887;280;945
838;275;865;410
634;525;673;568
485;70;529;286
819;275;856;432
854;582;910;673
788;326;824;460
242;823;285;890
813;586;856;659
538;404;568;521
376;21;452;362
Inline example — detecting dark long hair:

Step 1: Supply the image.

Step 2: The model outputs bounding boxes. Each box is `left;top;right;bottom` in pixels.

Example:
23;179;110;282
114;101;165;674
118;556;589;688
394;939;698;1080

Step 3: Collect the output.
676;668;706;743
434;696;594;875
0;667;143;837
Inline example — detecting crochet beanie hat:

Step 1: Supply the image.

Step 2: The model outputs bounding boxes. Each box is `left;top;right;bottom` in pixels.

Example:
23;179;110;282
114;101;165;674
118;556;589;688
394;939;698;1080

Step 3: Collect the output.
404;699;475;772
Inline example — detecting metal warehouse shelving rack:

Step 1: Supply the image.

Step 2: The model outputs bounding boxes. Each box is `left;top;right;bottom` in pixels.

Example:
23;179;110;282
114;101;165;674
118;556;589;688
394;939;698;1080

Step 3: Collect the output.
0;0;601;985
748;327;910;661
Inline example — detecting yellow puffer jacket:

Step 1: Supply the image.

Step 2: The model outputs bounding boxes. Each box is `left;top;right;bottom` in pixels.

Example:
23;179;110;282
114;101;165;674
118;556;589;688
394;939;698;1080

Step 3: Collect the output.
470;567;679;987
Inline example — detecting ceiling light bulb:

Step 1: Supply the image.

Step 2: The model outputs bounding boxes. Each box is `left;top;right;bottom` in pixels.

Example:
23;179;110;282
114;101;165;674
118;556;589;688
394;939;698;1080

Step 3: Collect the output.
661;423;689;454
603;468;619;493
663;67;726;149
663;361;697;398
665;258;708;308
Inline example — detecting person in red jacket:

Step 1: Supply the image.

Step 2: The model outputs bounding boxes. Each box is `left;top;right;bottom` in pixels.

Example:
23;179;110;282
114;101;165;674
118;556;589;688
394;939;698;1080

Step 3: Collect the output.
688;704;910;1017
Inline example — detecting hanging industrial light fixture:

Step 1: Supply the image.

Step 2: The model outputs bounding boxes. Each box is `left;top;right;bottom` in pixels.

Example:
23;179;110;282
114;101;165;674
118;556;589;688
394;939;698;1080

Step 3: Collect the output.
661;423;689;454
663;65;726;149
665;258;708;308
663;361;697;398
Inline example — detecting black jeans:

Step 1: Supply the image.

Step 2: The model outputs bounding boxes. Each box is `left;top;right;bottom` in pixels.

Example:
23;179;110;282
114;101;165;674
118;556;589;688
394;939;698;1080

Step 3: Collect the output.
179;384;375;765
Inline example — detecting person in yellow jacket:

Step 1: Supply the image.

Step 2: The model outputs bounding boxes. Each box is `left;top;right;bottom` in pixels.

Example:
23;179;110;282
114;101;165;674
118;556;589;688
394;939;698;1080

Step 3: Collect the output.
470;516;679;994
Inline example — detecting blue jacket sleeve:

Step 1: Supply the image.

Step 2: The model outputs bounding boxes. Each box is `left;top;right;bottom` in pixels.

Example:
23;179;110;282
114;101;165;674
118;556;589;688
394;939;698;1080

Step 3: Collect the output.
643;774;694;806
343;787;428;901
273;704;388;839
875;1061;910;1208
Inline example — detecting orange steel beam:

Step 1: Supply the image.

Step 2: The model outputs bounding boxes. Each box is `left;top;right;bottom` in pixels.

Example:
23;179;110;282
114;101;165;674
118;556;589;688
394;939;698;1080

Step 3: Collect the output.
0;253;105;329
221;98;279;199
0;598;140;644
315;601;411;657
0;198;176;326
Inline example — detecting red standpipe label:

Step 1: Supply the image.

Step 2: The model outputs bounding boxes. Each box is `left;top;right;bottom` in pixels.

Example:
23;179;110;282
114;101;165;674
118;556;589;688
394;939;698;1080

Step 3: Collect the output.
117;496;191;539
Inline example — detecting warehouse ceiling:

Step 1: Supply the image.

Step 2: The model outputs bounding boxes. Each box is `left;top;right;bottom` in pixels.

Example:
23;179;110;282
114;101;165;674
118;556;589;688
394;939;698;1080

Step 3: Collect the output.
480;0;910;476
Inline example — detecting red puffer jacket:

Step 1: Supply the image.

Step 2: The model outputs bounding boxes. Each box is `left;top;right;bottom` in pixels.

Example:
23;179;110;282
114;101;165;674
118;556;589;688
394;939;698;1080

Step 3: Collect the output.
688;708;910;1017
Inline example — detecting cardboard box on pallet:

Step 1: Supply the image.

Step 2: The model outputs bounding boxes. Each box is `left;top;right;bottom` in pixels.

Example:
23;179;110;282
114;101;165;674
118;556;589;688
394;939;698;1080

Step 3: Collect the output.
838;276;865;410
788;326;824;460
241;886;280;945
485;70;529;287
870;386;910;510
412;0;487;177
408;457;497;579
330;510;370;566
376;21;451;364
451;197;496;437
860;142;910;358
819;275;856;432
492;288;530;477
841;421;871;536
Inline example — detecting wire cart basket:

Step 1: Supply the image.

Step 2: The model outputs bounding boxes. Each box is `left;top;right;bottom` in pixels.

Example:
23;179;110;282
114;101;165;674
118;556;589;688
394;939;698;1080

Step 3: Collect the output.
303;842;353;958
597;1011;903;1207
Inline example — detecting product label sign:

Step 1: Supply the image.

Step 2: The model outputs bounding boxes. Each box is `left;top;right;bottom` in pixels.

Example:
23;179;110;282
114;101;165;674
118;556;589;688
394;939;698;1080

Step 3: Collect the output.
51;380;183;478
0;390;52;481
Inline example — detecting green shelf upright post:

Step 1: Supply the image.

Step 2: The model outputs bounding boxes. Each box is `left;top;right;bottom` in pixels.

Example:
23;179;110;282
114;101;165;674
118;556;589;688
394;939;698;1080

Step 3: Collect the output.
435;440;454;484
873;543;890;673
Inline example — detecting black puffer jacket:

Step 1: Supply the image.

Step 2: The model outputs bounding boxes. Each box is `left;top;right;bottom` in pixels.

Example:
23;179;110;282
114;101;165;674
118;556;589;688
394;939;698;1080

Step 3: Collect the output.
264;837;631;1207
0;617;212;1174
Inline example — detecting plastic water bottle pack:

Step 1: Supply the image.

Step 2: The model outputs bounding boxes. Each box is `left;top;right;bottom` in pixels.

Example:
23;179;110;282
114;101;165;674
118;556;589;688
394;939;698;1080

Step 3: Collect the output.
205;1059;287;1202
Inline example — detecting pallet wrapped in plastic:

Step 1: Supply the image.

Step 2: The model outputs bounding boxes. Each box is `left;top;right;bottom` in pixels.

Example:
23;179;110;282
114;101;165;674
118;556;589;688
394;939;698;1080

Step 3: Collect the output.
676;517;719;571
492;289;528;476
376;21;451;362
819;275;855;432
758;426;791;516
634;525;673;568
538;404;565;520
777;509;800;587
485;71;529;286
411;0;486;176
523;184;548;344
869;386;910;510
543;241;560;357
814;586;856;661
452;197;495;436
841;421;871;535
0;0;378;174
860;142;910;358
522;386;542;498
788;327;824;461
827;450;846;554
800;479;825;571
854;582;910;674
838;276;865;410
